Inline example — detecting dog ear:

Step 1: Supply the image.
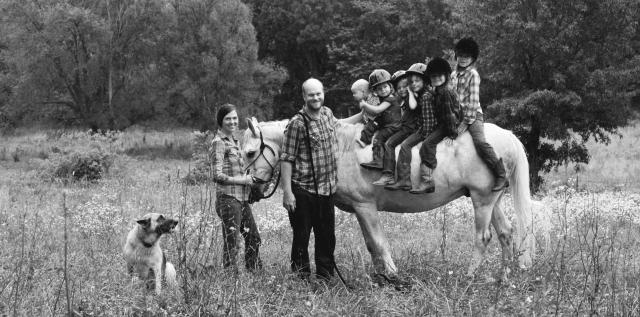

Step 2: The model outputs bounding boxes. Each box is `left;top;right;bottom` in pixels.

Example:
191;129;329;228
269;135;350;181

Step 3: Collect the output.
136;218;151;227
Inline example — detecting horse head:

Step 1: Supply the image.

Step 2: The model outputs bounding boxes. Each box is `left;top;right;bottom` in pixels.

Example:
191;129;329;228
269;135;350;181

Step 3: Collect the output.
242;117;285;202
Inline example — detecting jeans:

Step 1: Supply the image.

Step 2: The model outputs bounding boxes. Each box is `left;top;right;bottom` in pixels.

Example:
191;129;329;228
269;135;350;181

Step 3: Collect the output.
359;119;378;145
371;125;400;163
382;126;415;175
288;186;336;280
467;113;501;169
216;194;262;271
419;125;448;169
395;131;425;181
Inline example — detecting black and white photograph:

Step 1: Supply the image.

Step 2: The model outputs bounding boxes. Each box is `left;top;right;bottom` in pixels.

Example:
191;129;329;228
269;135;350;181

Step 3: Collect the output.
1;0;639;315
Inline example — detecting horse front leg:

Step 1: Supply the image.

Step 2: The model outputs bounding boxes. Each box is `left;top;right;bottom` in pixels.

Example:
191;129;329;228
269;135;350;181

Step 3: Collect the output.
353;203;397;277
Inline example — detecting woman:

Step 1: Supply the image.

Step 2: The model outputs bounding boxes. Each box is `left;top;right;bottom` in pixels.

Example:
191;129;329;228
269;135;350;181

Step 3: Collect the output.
211;103;262;272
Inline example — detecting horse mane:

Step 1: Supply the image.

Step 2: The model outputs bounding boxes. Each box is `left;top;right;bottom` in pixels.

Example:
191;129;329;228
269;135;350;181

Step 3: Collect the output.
257;119;289;145
335;122;363;155
247;118;363;156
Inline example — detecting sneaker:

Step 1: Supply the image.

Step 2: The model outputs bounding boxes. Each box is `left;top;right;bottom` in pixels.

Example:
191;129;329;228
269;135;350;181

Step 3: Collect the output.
372;174;395;186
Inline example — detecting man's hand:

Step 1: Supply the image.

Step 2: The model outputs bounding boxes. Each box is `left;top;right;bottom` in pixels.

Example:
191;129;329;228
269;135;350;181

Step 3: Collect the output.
283;190;296;213
244;175;254;186
359;100;367;109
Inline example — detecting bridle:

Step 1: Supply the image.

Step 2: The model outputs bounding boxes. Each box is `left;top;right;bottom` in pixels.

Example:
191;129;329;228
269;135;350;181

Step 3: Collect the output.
244;127;281;200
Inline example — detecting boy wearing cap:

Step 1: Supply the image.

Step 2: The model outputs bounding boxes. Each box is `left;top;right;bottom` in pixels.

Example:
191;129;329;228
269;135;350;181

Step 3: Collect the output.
410;57;461;193
385;63;436;191
359;69;403;170
372;70;420;185
451;38;508;191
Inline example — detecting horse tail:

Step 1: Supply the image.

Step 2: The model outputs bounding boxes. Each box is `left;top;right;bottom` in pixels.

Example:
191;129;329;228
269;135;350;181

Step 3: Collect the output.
508;133;551;267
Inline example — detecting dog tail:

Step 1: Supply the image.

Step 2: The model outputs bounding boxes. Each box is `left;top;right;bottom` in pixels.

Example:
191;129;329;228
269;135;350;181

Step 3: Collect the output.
164;262;177;288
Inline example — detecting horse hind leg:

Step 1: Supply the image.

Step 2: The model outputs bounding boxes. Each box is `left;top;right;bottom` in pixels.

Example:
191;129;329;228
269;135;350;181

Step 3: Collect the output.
491;196;515;280
468;191;502;276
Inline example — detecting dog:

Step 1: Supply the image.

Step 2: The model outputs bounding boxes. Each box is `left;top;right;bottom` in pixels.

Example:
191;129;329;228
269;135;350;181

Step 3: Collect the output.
123;213;178;294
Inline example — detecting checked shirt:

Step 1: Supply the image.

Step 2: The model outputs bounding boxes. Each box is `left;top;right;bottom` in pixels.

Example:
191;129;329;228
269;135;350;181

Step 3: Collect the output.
280;106;338;196
419;90;438;137
451;66;482;124
211;131;249;202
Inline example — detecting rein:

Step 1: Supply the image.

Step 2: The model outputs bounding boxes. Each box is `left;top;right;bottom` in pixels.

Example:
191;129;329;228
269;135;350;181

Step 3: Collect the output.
244;127;281;199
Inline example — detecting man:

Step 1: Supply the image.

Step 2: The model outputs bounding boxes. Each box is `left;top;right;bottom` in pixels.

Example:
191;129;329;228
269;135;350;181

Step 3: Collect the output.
280;78;359;282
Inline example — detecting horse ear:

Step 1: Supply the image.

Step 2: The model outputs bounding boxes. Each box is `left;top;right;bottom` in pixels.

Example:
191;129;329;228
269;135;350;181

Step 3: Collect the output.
246;117;258;137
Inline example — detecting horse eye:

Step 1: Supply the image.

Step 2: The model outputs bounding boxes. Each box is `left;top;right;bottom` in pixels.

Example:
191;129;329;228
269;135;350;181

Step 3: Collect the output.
247;151;256;158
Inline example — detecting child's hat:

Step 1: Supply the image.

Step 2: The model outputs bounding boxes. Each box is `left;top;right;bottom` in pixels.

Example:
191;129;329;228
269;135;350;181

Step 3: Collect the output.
426;57;452;77
368;69;392;88
406;63;427;77
391;70;407;85
454;37;479;60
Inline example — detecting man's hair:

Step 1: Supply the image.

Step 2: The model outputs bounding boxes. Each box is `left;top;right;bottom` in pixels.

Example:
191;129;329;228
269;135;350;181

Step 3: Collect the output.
351;79;369;92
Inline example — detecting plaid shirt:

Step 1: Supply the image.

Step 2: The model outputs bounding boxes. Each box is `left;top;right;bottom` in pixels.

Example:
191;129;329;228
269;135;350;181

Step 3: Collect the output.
419;90;438;137
211;131;249;202
433;87;462;137
281;106;338;196
451;67;482;124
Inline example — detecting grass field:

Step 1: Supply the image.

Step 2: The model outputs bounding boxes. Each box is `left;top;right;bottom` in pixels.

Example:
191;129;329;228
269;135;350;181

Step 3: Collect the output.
1;123;639;316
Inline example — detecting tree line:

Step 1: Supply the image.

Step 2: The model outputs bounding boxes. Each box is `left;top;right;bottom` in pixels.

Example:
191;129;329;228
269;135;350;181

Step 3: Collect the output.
1;0;639;189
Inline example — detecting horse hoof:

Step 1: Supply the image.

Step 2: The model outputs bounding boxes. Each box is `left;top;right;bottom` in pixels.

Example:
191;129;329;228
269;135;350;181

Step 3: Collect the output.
371;273;412;291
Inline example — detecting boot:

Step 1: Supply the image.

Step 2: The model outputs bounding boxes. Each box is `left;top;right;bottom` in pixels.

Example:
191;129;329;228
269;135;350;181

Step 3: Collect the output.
410;164;435;194
372;173;394;186
385;162;411;191
491;158;509;192
360;143;383;170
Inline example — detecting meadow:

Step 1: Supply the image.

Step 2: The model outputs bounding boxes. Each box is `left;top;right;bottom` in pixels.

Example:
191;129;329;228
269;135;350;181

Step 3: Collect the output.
1;123;639;316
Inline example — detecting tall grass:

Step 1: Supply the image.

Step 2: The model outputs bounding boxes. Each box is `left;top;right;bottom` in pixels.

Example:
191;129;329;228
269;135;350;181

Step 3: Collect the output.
0;125;639;315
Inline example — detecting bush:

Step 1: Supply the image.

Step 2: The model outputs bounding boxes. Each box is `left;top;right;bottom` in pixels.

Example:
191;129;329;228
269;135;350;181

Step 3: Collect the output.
182;131;213;185
38;129;119;182
46;149;114;181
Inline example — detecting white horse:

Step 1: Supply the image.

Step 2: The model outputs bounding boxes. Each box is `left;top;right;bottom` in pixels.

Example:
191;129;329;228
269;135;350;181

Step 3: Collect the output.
242;118;549;280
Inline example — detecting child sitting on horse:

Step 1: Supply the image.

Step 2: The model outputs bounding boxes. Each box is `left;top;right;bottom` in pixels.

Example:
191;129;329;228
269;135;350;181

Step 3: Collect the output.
450;37;508;192
359;69;403;170
410;57;461;193
372;69;422;185
351;79;381;148
385;62;436;191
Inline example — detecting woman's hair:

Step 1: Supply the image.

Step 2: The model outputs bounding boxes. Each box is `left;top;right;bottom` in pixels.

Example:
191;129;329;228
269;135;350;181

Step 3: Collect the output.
216;103;237;126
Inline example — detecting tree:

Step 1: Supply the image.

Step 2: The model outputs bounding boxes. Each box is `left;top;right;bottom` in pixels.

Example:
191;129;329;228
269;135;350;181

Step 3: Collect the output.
455;0;640;190
245;0;345;118
153;0;286;129
246;0;455;118
0;0;171;129
0;0;285;129
328;0;454;88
